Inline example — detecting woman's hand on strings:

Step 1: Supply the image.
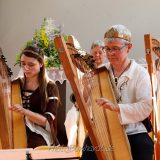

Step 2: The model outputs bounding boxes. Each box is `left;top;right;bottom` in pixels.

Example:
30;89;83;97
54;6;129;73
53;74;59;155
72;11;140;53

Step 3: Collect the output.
96;98;120;112
9;104;27;115
9;104;47;126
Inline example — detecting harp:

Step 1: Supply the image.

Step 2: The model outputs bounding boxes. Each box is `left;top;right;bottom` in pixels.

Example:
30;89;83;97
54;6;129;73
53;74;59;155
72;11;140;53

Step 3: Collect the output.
0;48;12;148
0;48;27;149
54;35;132;160
144;34;160;160
0;48;80;159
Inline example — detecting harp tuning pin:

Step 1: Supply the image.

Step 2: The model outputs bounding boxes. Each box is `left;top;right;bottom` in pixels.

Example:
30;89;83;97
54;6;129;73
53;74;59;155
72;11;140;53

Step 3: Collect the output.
7;66;12;77
1;55;5;60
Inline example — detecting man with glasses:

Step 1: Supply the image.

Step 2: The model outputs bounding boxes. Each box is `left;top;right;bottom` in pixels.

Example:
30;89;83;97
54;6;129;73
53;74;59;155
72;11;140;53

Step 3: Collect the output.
81;25;154;160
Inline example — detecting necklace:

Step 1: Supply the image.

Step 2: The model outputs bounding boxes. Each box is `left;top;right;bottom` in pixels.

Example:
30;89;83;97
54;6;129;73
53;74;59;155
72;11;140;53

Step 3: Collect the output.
113;61;131;86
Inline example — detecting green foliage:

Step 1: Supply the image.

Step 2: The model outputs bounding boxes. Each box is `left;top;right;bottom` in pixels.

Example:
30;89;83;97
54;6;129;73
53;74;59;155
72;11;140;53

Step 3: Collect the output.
16;18;67;68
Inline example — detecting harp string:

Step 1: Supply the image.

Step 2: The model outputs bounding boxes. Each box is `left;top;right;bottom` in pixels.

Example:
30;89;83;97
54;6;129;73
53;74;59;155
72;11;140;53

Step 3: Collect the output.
66;42;96;116
145;35;160;160
0;52;13;148
66;43;115;159
151;38;160;131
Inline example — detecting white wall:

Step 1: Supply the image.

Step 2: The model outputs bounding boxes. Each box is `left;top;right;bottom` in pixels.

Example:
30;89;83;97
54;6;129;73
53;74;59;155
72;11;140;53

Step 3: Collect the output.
1;0;160;77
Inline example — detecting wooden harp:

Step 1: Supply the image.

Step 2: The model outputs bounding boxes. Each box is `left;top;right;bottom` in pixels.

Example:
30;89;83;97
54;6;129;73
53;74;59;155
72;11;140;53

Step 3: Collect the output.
0;48;26;149
54;35;132;160
144;34;160;160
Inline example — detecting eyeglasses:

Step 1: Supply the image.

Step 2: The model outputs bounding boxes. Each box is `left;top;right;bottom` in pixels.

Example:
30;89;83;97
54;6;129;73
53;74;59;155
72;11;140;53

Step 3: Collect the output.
104;45;127;53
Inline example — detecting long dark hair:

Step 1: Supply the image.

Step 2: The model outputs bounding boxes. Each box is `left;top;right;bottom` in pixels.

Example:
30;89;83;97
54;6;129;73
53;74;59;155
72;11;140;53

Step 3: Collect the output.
20;46;48;112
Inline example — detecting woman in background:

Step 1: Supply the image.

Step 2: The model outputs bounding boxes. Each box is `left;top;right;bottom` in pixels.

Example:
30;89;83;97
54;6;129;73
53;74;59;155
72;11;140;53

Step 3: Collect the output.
90;40;107;68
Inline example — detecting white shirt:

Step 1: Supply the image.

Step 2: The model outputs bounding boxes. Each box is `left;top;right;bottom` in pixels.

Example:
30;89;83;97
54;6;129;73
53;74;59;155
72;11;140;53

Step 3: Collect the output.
64;105;79;146
106;60;152;135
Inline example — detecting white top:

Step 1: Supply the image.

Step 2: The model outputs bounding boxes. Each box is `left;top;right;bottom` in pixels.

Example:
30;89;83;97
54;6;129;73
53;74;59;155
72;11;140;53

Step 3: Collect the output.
106;60;152;135
64;105;80;146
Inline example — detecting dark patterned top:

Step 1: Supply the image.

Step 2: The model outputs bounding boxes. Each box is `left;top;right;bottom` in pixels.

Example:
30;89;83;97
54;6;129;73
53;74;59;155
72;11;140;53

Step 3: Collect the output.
13;78;59;148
